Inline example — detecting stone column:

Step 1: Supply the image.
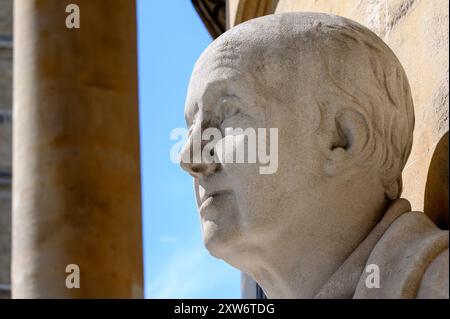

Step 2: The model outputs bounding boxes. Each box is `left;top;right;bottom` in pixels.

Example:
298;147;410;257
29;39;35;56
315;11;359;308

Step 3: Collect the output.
13;0;143;298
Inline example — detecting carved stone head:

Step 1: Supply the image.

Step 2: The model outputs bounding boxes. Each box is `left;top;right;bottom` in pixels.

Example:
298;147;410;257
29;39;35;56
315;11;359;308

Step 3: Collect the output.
180;12;415;297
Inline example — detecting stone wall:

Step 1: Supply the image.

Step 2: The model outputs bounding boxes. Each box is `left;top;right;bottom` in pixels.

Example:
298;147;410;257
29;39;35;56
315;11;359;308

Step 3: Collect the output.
0;0;12;299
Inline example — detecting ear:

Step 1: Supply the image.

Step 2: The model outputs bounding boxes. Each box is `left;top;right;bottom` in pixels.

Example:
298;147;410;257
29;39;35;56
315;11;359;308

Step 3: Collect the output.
385;175;402;200
324;109;370;176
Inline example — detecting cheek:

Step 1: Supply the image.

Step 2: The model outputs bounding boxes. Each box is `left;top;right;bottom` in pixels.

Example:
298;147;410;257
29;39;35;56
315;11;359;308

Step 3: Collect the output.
215;134;261;179
214;134;281;225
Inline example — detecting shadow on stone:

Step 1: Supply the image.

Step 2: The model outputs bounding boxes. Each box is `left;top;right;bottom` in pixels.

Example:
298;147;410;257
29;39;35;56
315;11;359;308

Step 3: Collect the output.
424;131;449;230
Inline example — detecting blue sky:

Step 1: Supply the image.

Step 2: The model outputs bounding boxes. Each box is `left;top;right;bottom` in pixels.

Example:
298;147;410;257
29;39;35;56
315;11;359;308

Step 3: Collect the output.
137;1;241;298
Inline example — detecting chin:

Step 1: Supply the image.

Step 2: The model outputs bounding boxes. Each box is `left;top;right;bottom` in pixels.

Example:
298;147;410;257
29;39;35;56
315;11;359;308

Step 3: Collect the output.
202;220;241;260
202;225;258;275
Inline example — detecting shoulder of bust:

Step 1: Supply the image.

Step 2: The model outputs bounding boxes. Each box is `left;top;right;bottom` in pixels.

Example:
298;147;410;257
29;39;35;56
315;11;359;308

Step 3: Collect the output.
354;211;449;298
417;248;449;298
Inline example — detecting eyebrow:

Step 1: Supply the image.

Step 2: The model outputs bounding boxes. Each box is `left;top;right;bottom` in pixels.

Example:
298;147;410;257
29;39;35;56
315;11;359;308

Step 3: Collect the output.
185;76;242;126
185;80;228;124
216;95;240;109
200;79;229;106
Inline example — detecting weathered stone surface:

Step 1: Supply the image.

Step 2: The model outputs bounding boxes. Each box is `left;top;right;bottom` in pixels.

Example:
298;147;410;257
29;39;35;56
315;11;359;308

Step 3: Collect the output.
13;0;143;298
182;12;448;298
272;0;449;215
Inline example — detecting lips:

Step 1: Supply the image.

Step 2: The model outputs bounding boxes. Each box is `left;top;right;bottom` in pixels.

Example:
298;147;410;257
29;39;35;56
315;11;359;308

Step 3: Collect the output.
198;190;231;213
201;190;225;203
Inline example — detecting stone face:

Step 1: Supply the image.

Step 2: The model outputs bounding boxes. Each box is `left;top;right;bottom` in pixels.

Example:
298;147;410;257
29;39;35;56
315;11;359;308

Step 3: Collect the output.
181;12;448;298
13;0;143;298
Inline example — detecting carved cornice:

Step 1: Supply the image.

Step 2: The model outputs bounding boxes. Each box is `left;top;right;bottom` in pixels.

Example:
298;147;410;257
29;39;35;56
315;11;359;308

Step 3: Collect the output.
191;0;226;39
192;0;277;38
228;0;277;28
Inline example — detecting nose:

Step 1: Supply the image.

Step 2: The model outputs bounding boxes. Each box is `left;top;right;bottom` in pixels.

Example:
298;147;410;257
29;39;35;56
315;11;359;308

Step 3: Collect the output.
179;123;218;178
180;160;215;178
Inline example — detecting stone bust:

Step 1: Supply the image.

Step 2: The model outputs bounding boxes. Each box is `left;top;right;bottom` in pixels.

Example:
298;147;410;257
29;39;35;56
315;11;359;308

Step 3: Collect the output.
179;12;449;299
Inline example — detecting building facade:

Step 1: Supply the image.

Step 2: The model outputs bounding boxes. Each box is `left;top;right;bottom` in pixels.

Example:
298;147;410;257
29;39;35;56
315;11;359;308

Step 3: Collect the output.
0;0;12;300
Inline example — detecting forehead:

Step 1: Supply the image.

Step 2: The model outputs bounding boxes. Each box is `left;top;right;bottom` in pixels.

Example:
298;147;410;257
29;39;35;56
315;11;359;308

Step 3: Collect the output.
186;36;252;94
183;30;318;123
188;67;239;101
185;50;253;119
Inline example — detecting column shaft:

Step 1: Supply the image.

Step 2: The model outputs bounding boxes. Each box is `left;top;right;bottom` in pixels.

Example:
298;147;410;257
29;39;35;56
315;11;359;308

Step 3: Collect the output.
13;0;143;298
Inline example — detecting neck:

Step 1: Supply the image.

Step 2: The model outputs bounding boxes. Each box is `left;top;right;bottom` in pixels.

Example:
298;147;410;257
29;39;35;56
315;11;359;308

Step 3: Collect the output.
234;177;386;298
247;229;355;298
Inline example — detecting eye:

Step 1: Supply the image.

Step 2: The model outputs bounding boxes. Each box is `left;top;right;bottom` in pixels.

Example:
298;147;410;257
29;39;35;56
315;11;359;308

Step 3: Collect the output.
219;98;240;125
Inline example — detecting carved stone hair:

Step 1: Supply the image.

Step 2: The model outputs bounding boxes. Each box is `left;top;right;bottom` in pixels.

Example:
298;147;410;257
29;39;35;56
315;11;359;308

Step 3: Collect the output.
307;16;415;200
202;12;415;199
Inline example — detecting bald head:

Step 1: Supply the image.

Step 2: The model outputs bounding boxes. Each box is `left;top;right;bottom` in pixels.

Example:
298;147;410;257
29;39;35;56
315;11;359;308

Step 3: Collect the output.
190;12;414;199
